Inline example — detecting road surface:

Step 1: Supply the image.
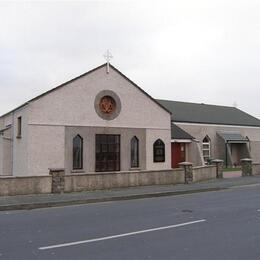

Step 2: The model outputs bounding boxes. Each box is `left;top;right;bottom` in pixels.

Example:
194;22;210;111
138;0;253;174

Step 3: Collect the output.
1;184;260;259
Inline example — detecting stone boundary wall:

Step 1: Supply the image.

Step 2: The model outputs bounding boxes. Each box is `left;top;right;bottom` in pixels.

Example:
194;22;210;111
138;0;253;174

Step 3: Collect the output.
65;169;185;193
252;163;260;175
193;165;216;183
0;166;218;196
0;176;52;196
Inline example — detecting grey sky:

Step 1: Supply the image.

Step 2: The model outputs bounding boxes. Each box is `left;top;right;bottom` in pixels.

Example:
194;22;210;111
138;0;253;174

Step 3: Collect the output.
1;0;260;118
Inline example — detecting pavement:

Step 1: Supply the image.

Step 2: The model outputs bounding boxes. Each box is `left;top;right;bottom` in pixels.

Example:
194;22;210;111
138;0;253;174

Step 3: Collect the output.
1;175;260;211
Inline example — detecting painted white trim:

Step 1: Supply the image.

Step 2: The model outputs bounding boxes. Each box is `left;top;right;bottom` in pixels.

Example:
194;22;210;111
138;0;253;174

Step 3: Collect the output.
171;139;192;143
39;219;206;250
175;122;260;129
28;123;170;131
202;139;211;162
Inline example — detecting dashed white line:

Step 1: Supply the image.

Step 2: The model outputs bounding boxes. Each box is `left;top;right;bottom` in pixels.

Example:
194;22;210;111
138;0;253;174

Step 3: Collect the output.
39;219;206;250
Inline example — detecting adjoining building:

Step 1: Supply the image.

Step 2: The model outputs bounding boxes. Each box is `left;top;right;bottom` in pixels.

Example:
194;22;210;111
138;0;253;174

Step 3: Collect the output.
0;63;260;176
157;100;260;167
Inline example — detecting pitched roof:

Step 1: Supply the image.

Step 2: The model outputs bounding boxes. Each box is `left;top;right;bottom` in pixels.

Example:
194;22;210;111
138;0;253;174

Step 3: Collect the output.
157;99;260;127
1;63;171;118
171;123;194;139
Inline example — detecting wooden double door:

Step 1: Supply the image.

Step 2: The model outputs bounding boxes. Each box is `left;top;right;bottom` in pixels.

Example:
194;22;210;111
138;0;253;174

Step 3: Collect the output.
95;134;120;172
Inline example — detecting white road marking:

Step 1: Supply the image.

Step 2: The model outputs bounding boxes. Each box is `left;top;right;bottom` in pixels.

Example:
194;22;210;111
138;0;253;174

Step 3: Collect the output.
39;219;206;250
257;209;260;211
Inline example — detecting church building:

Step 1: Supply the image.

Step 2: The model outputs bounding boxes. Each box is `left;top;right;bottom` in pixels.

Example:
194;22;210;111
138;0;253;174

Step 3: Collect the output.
0;63;172;176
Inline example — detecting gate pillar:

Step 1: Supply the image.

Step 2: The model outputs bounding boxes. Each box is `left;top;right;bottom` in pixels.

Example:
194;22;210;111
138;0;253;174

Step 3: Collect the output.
241;158;253;176
212;159;224;178
179;162;193;184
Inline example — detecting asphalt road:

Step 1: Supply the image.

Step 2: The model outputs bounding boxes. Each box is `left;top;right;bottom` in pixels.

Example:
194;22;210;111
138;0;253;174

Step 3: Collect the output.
1;184;260;260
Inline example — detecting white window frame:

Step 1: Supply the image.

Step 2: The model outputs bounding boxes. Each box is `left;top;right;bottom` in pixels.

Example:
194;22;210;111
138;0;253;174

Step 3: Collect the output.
202;136;211;163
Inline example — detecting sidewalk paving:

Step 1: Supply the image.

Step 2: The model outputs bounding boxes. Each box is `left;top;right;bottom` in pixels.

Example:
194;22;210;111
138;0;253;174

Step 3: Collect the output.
1;176;260;211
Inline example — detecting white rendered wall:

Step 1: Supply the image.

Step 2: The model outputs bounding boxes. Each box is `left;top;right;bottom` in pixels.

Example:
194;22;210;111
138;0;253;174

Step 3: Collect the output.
146;128;171;170
27;125;65;176
0;136;3;175
28;66;171;130
0;118;3;129
12;108;29;176
2;114;12;128
0;127;12;175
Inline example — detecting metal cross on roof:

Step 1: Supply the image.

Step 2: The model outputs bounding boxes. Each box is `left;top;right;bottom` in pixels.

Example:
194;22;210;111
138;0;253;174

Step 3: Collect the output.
103;50;113;73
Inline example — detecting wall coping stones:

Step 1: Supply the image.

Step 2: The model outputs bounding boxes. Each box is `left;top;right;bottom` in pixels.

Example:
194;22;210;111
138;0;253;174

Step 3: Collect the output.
48;168;65;172
212;159;224;163
66;168;183;177
0;175;50;179
178;162;193;166
240;158;253;162
193;165;215;170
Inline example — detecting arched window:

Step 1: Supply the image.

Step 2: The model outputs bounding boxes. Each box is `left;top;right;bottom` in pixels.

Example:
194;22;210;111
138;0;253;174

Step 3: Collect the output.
202;135;211;163
131;136;139;168
73;135;83;169
153;139;165;162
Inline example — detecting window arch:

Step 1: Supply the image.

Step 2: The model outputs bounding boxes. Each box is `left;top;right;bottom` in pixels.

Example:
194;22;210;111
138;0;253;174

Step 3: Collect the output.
73;135;83;170
153;139;165;162
131;136;139;168
202;135;211;163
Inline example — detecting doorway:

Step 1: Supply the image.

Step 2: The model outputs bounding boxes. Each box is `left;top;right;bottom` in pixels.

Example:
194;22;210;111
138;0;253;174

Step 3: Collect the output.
171;143;186;168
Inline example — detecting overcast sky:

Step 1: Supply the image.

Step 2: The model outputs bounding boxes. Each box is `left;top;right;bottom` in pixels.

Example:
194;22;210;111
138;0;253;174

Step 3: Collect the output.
1;0;260;118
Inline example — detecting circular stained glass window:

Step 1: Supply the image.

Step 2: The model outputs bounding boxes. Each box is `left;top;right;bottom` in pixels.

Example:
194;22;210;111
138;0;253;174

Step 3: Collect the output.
99;96;116;114
94;90;121;120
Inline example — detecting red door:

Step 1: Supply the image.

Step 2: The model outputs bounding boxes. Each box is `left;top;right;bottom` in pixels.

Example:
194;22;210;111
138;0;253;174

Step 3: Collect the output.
171;143;186;168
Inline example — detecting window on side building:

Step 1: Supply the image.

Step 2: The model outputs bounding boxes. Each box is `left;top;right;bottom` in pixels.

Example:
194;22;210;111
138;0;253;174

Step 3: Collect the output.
73;135;83;170
202;136;211;164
